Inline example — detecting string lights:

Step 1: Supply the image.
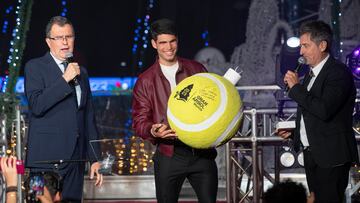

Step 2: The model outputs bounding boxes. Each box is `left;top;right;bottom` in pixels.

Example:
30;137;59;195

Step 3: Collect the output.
201;30;209;47
60;0;68;17
1;6;14;34
331;0;341;58
0;0;33;156
131;0;154;70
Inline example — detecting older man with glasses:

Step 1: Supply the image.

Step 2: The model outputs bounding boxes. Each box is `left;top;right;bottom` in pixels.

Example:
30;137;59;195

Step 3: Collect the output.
24;16;103;202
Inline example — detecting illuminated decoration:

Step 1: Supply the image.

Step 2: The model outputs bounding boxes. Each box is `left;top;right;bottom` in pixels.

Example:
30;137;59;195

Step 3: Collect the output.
95;137;154;175
0;0;33;146
331;0;341;58
8;77;137;95
346;45;360;80
167;70;243;149
230;0;294;87
201;30;209;47
1;6;14;34
60;0;69;17
3;0;33;94
131;0;154;70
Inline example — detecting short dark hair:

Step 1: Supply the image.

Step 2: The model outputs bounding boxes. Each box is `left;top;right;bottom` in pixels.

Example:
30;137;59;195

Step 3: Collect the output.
263;179;307;203
26;171;63;202
43;172;62;199
45;16;74;38
299;20;333;52
150;18;177;40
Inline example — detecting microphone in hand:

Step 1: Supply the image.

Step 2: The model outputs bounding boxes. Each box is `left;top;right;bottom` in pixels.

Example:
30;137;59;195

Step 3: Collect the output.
64;52;79;86
285;56;307;91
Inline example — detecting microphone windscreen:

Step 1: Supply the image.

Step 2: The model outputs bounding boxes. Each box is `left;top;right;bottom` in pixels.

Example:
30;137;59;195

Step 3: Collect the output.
298;56;306;64
65;52;74;63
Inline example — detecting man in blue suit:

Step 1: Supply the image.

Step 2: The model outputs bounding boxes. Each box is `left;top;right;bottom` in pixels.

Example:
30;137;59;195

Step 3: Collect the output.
24;16;103;202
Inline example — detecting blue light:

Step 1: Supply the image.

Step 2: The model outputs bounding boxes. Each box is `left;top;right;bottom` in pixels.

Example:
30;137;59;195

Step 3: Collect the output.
131;1;155;69
346;45;360;80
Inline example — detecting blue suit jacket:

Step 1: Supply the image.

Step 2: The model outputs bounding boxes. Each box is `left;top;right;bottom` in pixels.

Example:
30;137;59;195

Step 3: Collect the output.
24;52;100;169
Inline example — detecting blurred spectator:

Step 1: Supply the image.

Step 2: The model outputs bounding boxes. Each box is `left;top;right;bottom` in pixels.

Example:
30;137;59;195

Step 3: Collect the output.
26;172;62;203
36;172;62;203
263;179;314;203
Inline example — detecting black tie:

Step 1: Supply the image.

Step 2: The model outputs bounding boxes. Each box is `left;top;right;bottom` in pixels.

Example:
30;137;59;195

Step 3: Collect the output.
309;70;315;78
62;61;69;70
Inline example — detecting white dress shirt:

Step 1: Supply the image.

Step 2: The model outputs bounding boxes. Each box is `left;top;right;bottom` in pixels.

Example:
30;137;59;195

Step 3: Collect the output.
300;54;329;147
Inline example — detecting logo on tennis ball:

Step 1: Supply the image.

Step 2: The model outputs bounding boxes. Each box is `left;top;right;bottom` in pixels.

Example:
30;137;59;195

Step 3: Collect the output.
174;84;193;102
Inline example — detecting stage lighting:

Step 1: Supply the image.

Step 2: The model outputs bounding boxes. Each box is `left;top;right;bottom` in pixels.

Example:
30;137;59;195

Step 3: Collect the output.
346;45;360;80
275;37;307;89
297;152;304;167
286;37;300;48
280;146;296;168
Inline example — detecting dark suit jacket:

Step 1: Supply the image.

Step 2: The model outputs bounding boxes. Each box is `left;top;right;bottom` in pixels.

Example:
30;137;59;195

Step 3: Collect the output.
289;56;359;168
24;52;100;169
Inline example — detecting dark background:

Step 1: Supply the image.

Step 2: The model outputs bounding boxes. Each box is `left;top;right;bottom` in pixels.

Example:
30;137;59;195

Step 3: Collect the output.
0;0;320;77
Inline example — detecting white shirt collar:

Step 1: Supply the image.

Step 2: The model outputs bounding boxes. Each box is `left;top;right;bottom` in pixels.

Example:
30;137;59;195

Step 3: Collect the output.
311;54;329;77
49;52;64;66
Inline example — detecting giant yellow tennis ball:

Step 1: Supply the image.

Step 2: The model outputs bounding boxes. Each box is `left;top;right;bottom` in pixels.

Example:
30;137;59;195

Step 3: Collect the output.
167;73;243;149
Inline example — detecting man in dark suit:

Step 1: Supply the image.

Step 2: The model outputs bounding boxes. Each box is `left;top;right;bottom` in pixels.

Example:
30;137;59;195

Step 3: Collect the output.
280;20;359;203
24;16;103;202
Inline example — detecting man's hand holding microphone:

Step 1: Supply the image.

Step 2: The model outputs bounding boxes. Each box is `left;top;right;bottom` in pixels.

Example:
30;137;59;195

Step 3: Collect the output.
62;62;80;83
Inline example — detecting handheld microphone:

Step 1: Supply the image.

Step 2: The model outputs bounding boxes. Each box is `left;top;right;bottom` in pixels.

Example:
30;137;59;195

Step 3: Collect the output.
294;56;306;73
285;56;307;91
65;52;79;86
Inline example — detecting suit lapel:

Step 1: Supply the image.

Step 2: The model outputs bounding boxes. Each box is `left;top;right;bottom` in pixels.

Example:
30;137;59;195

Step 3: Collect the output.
308;57;333;93
44;52;64;78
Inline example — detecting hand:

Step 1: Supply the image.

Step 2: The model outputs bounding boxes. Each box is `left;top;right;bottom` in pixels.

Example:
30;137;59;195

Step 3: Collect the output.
284;70;300;89
90;162;103;187
307;192;315;203
151;123;177;139
62;62;80;82
0;156;18;186
275;129;292;139
36;187;53;203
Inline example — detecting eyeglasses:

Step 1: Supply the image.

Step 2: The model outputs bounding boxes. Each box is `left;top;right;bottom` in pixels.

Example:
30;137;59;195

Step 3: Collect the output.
48;35;75;41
